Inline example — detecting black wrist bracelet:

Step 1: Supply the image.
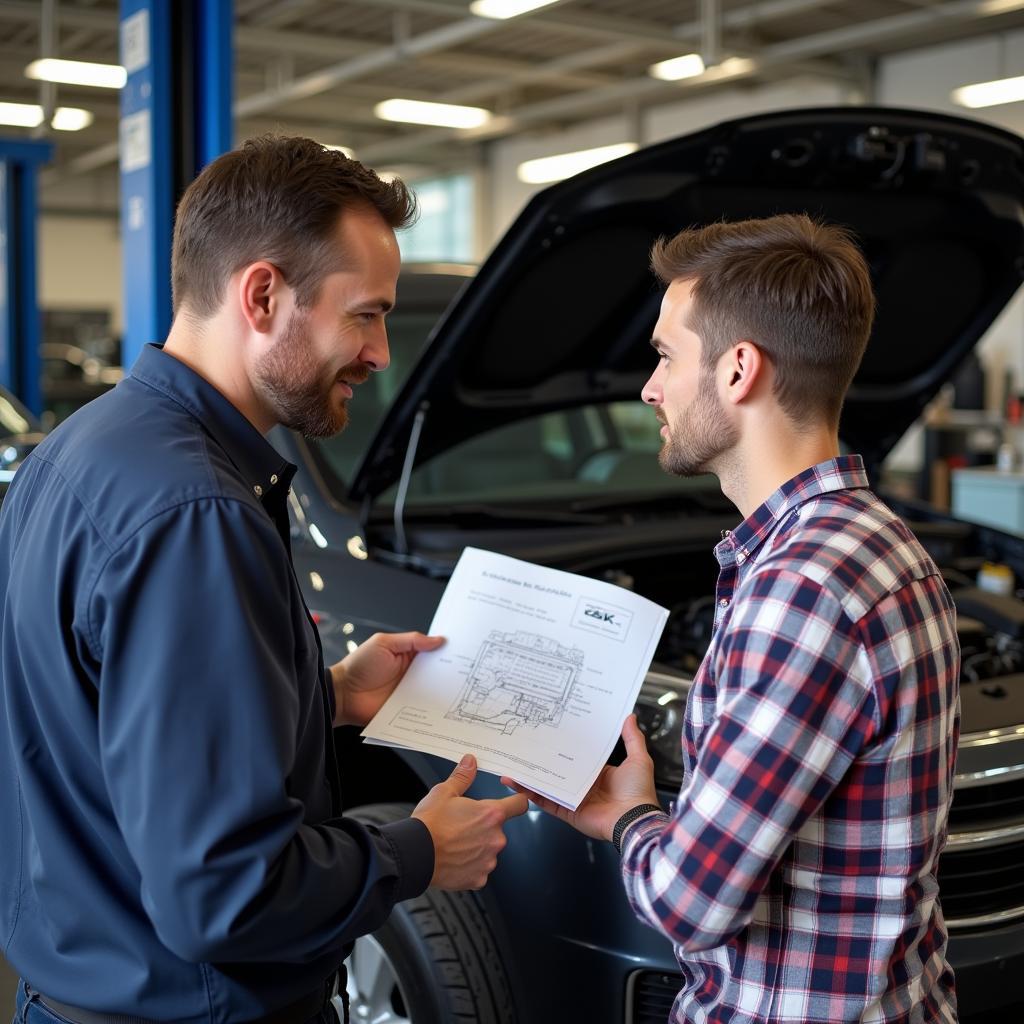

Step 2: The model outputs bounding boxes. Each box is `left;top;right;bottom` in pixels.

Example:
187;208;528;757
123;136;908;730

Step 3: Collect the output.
611;803;663;854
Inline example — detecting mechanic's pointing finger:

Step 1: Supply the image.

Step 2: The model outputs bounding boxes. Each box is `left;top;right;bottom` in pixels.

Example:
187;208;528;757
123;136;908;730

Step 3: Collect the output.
494;793;529;819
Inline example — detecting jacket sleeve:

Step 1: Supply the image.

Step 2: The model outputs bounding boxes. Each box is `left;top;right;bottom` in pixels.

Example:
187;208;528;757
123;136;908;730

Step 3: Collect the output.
619;569;877;952
87;496;433;964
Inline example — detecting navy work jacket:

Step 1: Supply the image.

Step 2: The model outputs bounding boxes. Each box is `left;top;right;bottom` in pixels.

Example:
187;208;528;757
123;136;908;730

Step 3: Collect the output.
0;344;433;1022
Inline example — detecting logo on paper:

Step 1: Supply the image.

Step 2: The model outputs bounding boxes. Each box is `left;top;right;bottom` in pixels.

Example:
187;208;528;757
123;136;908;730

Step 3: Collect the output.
572;597;633;642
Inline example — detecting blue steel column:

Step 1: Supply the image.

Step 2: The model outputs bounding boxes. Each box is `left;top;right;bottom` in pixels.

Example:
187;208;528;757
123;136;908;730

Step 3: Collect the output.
0;139;53;414
195;0;233;170
119;0;173;370
118;0;233;370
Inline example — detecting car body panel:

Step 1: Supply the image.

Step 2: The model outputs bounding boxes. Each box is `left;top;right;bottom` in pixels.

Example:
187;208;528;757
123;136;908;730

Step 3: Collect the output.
272;109;1024;1021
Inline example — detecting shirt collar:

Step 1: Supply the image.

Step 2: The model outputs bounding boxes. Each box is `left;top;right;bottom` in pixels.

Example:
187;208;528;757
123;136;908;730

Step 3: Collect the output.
130;343;294;500
716;455;869;565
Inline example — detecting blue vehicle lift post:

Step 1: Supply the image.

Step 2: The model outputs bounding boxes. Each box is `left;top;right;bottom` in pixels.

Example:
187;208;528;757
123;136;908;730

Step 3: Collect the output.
0;139;53;415
119;0;233;370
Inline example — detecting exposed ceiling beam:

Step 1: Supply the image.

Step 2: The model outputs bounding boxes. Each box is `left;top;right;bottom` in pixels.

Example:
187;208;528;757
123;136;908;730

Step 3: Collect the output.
239;25;610;88
353;0;1024;164
235;17;497;118
0;0;109;32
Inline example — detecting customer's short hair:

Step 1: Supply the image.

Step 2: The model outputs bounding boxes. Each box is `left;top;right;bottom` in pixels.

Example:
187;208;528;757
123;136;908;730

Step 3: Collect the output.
172;134;417;319
650;213;875;429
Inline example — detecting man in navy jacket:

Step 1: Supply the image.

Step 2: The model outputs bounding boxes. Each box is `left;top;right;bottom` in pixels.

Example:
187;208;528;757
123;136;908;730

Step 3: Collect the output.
0;135;526;1024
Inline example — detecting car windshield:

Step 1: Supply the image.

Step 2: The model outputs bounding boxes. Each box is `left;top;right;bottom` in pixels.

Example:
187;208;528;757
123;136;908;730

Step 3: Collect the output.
313;305;716;507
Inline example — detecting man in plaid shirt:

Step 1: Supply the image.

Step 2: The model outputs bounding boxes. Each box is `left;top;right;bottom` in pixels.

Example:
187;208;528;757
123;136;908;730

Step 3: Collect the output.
506;214;960;1022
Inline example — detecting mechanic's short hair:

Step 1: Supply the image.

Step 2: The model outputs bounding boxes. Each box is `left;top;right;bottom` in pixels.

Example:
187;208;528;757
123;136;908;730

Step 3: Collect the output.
650;213;875;430
172;134;417;319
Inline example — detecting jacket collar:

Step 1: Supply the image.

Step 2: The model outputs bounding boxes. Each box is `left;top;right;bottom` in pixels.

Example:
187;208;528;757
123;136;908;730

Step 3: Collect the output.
130;343;294;498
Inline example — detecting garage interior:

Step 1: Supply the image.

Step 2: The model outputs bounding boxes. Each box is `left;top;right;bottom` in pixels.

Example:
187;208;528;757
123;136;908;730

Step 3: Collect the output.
4;1;1024;1021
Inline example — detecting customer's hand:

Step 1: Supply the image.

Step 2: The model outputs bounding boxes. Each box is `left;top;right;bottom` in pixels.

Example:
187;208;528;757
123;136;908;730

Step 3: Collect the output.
413;754;529;890
501;714;659;842
330;631;444;727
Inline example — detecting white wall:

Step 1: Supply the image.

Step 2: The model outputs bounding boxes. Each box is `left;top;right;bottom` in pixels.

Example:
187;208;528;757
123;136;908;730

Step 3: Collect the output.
38;215;123;335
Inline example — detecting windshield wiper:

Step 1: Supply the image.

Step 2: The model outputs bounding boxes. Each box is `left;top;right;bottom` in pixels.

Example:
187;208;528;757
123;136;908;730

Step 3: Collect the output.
568;489;733;515
389;502;611;526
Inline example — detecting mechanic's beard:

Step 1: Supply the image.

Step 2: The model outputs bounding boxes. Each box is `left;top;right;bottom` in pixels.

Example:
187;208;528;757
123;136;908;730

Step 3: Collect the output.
254;310;350;439
659;371;738;477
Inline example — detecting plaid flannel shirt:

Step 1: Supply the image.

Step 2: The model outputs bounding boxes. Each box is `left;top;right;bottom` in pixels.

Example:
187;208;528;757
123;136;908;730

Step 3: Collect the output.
620;456;960;1023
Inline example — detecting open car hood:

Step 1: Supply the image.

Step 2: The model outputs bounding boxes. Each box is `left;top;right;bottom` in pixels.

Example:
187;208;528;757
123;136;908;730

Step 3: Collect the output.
350;106;1024;503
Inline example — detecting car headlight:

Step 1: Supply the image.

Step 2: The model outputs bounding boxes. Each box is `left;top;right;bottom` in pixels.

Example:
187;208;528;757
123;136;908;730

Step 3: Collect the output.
634;669;690;791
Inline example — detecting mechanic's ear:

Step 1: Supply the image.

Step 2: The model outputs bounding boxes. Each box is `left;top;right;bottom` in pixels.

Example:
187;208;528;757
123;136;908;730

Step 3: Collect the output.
238;261;286;335
723;341;764;405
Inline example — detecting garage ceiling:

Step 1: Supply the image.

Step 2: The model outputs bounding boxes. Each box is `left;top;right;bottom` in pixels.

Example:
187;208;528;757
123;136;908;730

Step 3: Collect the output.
3;0;1024;214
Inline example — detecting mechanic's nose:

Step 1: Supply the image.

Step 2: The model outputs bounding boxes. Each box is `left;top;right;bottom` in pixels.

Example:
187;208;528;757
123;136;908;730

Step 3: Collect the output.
364;329;390;372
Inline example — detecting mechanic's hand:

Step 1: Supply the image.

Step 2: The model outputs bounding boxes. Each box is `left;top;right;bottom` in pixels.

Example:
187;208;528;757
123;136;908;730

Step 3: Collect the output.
413;754;529;890
330;631;444;727
501;714;660;842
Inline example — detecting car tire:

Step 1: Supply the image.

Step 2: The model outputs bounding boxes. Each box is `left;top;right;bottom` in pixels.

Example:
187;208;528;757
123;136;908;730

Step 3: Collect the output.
346;802;518;1024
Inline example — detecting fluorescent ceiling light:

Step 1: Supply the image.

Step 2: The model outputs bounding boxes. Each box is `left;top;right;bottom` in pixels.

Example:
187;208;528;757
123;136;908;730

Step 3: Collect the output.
470;0;559;18
952;74;1024;108
0;101;93;130
375;98;491;129
324;144;355;158
649;53;705;82
517;142;638;184
705;56;757;79
0;101;43;128
26;58;127;89
50;107;94;131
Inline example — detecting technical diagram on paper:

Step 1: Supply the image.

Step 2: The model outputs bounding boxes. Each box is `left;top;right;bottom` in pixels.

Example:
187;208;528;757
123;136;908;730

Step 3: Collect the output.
446;630;584;736
362;547;668;810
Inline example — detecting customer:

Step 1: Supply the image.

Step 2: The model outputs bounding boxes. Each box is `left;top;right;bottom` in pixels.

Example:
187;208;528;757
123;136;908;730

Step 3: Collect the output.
0;135;526;1024
505;214;960;1023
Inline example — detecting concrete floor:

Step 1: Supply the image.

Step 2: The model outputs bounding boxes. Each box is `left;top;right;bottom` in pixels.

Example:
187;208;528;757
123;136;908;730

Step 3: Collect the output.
0;955;16;1019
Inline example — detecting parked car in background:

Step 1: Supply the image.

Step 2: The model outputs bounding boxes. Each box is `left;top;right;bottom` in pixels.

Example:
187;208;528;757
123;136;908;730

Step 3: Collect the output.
40;342;123;425
272;108;1024;1023
0;385;44;508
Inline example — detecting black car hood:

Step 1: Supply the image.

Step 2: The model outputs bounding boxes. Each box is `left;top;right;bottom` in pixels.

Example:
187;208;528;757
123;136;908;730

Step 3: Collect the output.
350;106;1024;503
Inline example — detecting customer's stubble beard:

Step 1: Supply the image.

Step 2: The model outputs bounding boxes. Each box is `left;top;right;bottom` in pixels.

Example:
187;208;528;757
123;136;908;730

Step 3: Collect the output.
659;364;739;478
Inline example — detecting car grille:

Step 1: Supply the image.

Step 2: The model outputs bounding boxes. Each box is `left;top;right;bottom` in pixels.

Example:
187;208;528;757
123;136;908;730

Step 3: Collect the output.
940;773;1024;929
948;775;1024;830
627;971;681;1024
938;839;1024;924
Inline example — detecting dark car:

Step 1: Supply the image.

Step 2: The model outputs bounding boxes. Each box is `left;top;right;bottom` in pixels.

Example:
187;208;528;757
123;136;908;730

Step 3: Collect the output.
40;342;123;425
272;108;1024;1023
0;385;44;508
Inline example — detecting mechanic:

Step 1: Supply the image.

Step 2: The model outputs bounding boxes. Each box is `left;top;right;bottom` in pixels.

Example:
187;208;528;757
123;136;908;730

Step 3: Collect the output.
505;213;960;1023
0;135;527;1024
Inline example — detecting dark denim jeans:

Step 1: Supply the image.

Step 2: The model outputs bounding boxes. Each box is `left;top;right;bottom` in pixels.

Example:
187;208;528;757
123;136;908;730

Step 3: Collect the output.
13;981;343;1024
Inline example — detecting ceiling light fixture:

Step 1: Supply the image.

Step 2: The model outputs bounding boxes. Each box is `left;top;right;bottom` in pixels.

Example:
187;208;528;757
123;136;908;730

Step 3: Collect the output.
375;98;491;129
0;101;93;131
517;142;638;184
469;0;560;18
648;53;706;82
50;107;94;131
952;74;1024;108
25;58;127;89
